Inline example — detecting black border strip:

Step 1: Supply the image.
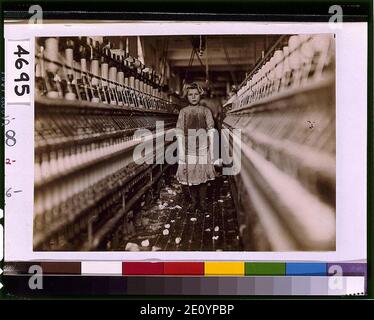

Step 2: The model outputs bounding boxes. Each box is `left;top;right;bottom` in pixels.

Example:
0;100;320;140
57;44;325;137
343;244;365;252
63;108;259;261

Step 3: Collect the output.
1;0;373;300
2;1;370;22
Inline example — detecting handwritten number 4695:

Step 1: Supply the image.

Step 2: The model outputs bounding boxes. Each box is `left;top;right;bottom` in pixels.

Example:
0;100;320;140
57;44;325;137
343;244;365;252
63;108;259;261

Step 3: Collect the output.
13;45;30;96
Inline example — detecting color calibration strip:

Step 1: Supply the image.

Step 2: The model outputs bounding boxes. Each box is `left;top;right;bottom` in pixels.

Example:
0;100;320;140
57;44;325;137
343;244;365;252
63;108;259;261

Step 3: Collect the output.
3;262;366;296
4;262;367;276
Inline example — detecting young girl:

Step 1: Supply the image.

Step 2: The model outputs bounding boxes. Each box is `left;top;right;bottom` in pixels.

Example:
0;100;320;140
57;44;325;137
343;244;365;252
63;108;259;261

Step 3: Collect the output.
176;83;216;213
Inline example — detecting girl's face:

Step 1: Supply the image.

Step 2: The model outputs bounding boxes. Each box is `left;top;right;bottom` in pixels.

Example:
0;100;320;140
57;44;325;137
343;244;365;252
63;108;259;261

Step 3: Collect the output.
187;88;201;105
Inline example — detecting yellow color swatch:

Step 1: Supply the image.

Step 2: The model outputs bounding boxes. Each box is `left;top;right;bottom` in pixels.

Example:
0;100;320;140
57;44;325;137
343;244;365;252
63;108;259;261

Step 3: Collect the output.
204;262;245;276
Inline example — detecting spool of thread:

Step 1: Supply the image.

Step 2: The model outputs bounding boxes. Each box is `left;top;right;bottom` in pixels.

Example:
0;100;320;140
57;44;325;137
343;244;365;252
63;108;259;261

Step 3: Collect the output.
44;38;60;98
116;71;125;105
40;152;49;182
101;63;109;86
135;79;139;91
91;60;100;86
129;76;135;88
65;48;74;76
81;58;88;73
283;46;290;72
44;38;59;74
109;66;117;89
40;46;45;76
64;48;76;100
301;40;314;62
35;155;42;184
65;92;76;100
273;49;284;80
311;34;331;53
282;46;291;89
288;35;301;70
267;56;276;89
311;34;332;78
74;61;81;80
34;192;43;222
117;71;124;86
35;62;41;78
47;91;59;99
56;149;65;173
91;96;100;104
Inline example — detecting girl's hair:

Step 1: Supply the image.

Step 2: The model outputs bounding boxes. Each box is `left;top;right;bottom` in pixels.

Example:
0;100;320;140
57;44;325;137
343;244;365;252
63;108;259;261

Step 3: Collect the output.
182;82;204;98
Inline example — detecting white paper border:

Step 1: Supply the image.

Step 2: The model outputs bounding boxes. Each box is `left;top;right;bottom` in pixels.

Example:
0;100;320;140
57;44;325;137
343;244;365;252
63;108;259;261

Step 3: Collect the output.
4;21;367;261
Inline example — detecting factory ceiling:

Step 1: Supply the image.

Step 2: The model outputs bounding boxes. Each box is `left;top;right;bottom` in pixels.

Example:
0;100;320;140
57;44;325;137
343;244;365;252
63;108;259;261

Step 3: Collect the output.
143;35;281;97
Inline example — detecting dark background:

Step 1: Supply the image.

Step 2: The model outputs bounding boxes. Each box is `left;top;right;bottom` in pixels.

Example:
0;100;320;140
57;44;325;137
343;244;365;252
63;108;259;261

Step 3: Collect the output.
0;0;372;301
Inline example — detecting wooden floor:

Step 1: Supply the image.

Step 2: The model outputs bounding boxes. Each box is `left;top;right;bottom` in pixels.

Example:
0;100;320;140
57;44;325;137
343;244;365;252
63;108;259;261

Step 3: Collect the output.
120;174;242;251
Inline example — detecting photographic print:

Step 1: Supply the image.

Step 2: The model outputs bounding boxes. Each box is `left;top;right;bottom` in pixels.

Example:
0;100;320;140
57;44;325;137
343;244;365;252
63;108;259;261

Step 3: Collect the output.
33;32;336;252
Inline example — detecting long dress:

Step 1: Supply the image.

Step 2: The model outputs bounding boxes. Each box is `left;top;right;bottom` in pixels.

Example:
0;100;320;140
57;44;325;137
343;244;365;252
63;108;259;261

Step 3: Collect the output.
175;105;216;185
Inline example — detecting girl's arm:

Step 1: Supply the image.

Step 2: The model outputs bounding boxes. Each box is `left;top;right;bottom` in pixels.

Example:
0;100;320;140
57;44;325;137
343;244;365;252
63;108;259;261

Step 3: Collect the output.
205;108;216;163
176;109;186;163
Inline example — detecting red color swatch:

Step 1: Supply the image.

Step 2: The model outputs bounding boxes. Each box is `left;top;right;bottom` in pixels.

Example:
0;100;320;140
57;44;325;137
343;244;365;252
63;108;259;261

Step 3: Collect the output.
164;262;204;275
122;262;164;275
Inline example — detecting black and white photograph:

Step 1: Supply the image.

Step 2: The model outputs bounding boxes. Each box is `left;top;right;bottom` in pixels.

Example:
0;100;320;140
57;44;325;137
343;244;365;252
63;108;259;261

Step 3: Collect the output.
33;32;336;252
